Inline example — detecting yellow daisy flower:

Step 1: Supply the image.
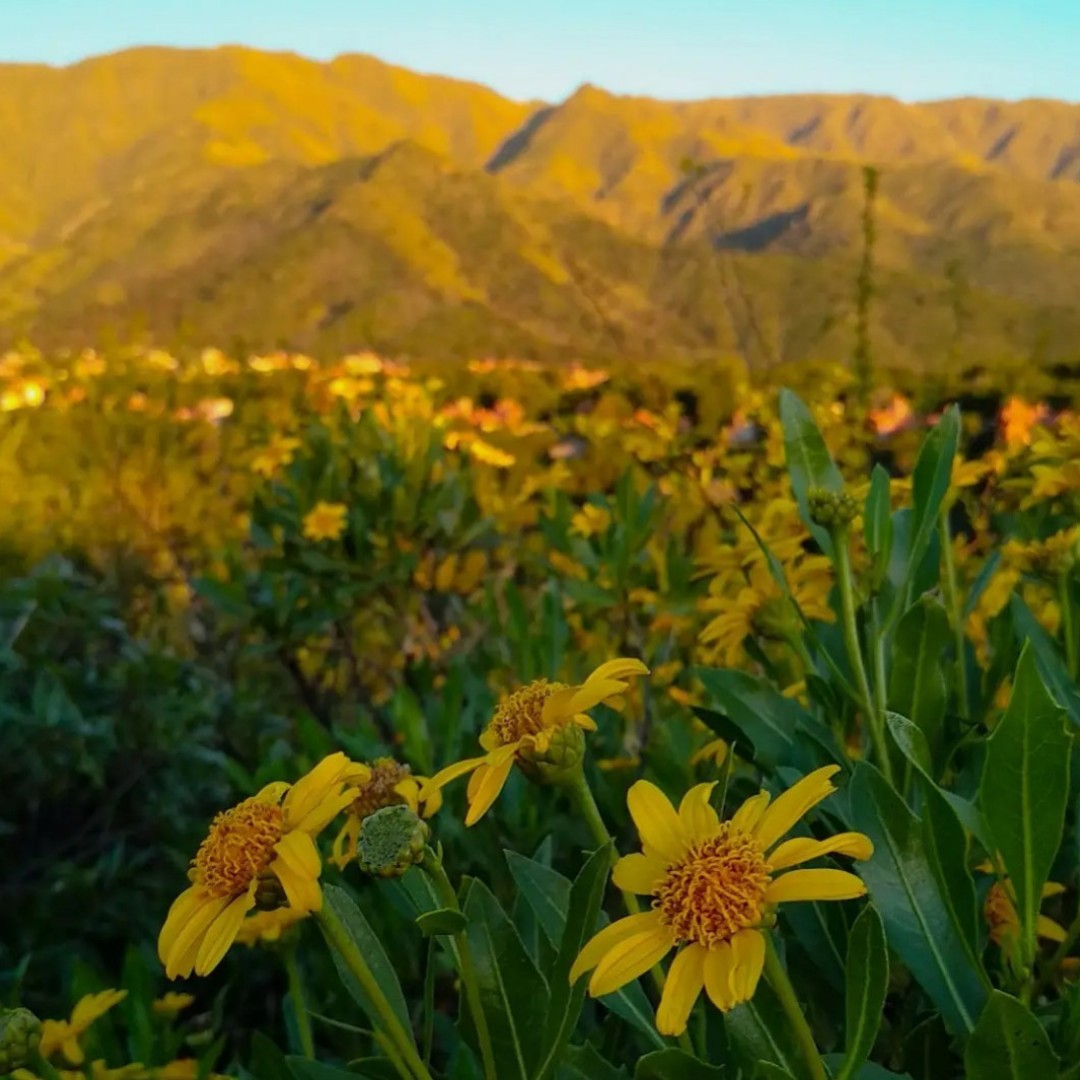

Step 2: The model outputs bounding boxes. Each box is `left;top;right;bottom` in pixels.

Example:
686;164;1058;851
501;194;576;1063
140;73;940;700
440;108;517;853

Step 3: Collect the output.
570;767;872;1036
151;993;195;1018
39;990;127;1065
331;758;442;869
301;502;348;542
251;435;301;478
158;753;363;979
421;659;649;826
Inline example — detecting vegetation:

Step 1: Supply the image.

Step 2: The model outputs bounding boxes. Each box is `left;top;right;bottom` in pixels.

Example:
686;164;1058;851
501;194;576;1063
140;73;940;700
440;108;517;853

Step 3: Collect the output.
2;344;1080;1078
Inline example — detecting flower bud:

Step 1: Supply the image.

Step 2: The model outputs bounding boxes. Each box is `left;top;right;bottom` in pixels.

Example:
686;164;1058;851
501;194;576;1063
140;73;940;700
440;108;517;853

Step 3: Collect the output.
0;1007;42;1072
357;804;430;878
518;722;586;786
807;487;858;529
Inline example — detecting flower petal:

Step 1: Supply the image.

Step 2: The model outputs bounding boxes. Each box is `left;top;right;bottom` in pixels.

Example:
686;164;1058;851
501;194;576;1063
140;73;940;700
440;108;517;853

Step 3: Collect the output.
1037;915;1068;943
274;830;322;880
656;945;706;1036
612;852;668;895
753;766;841;851
272;856;322;913
588;926;674;998
728;929;766;1005
420;756;487;799
730;791;771;835
703;942;737;1011
764;868;867;905
465;757;515;826
570;911;665;984
293;785;356;835
284;752;349;827
678;783;719;844
627;780;689;862
158;886;206;964
162;894;232;979
768;832;874;871
195;891;255;976
587;658;651;683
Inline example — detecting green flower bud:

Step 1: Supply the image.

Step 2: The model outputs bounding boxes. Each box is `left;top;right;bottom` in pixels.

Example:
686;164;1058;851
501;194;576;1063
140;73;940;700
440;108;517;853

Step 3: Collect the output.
0;1007;42;1072
357;804;430;878
807;486;858;529
518;722;586;787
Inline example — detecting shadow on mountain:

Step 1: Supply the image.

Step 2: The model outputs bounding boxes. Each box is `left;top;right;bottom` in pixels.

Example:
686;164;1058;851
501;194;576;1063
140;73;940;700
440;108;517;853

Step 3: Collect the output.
486;106;557;172
714;204;811;251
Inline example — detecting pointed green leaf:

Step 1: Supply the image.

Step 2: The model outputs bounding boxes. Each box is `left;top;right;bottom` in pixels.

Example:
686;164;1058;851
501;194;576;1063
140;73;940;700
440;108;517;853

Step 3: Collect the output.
506;850;572;948
725;977;812;1080
416;908;468;936
634;1048;726;1078
1010;595;1080;728
834;905;888;1080
779;387;843;554
864;464;894;581
906;407;959;592
980;645;1072;967
964;991;1058;1079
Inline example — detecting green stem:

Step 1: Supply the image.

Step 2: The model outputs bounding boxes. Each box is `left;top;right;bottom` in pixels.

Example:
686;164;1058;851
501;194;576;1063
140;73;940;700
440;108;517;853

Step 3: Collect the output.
283;942;315;1059
763;935;827;1080
423;851;498;1080
940;508;970;720
1060;576;1078;681
833;527;894;785
315;906;432;1080
565;771;697;1057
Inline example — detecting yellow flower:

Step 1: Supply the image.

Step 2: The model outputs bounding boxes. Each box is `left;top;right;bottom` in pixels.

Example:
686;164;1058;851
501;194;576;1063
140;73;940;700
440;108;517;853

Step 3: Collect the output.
151;993;195;1018
332;759;442;869
978;861;1067;949
233;907;307;947
571;504;612;538
1025;461;1080;505
570;767;872;1035
469;439;516;468
421;659;649;826
39;990;128;1065
158;753;363;979
302;502;348;543
251;436;301;478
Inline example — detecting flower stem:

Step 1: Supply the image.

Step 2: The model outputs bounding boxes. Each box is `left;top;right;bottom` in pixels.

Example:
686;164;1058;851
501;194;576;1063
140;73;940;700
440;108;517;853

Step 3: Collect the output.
315;905;433;1080
422;851;498;1080
940;508;970;720
833;527;894;785
283;942;315;1059
763;935;827;1080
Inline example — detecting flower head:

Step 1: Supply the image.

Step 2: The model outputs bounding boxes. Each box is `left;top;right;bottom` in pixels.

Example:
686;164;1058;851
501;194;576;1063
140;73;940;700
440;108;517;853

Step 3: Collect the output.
978;860;1067;965
570;767;872;1035
158;753;363;978
38;990;127;1065
421;659;649;826
151;993;195;1019
302;502;348;542
251;435;301;477
0;1008;42;1073
332;758;441;869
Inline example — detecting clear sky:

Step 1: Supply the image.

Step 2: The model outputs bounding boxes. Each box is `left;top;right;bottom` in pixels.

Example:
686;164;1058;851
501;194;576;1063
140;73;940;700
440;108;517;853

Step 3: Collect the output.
3;0;1078;103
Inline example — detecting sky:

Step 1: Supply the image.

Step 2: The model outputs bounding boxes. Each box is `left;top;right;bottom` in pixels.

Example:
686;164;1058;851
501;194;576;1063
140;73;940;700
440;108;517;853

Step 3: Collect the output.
2;0;1078;103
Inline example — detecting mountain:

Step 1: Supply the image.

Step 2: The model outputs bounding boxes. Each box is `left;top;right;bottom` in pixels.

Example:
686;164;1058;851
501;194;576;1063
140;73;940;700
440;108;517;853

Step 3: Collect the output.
3;46;1080;367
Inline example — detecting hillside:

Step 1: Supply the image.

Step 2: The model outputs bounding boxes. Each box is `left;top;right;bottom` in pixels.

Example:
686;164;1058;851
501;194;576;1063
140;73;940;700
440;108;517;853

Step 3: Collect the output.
3;46;1080;366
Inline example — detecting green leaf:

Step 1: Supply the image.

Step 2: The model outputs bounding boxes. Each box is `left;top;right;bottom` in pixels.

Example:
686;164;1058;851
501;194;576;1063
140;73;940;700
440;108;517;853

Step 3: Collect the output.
1010;595;1080;728
905;406;959;595
416;908;468;936
963;991;1059;1079
506;850;572;948
634;1049;726;1078
288;1061;370;1080
538;844;612;1080
725;977;811;1080
887;598;951;769
249;1034;296;1080
561;1042;631;1079
848;763;988;1033
864;464;894;583
779;387;844;554
464;878;550;1080
979;645;1072;967
834;905;888;1080
319;885;414;1039
753;1067;796;1080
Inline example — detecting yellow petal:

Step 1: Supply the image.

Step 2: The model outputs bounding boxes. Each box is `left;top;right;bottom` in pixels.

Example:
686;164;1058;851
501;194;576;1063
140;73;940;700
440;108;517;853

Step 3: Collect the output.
420;756;487;798
272;857;322;913
195;891;255;976
612;852;668;895
421;785;443;818
588;926;673;998
730;791;771;835
703;942;737;1011
573;713;598;732
729;929;766;1005
274;830;322;880
293;786;356;835
754;766;841;851
678;783;719;843
570;911;664;984
627;780;689;862
1037;915;1068;943
1042;881;1067;899
565;678;632;714
331;816;359;870
586;658;651;683
158;887;204;965
656;945;706;1036
393;777;421;812
163;895;232;979
764;868;866;905
768;832;874;871
465;757;514;826
541;686;580;724
284;752;349;827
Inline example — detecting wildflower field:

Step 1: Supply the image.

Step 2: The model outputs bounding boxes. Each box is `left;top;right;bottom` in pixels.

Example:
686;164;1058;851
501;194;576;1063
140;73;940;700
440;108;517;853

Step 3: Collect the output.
2;345;1080;1080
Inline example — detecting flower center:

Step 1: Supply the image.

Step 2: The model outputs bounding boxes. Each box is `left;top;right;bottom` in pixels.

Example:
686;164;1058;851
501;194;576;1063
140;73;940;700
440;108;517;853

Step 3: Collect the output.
193;797;284;898
984;882;1017;945
489;679;568;745
349;758;412;819
653;824;771;947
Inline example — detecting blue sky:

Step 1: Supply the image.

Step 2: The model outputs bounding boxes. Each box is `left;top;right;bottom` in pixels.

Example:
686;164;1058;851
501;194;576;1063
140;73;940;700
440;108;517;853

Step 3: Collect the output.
4;0;1078;103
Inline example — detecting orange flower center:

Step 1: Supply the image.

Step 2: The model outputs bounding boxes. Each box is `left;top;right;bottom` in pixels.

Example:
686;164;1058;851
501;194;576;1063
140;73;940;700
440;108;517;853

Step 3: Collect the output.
654;824;771;947
984;881;1018;946
489;679;568;745
349;758;412;819
193;797;284;898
